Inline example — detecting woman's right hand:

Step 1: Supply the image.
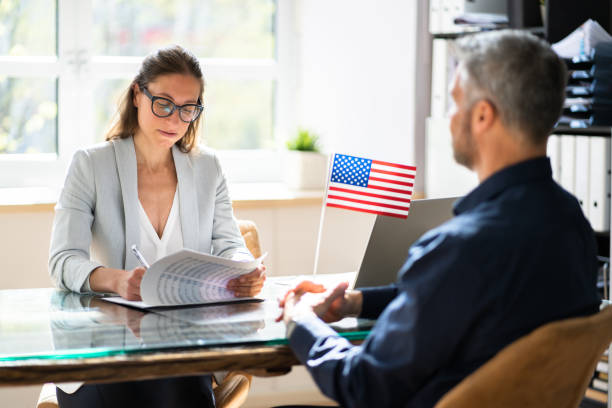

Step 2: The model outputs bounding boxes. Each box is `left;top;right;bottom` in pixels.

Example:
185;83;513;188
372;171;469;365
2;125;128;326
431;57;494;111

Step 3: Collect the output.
90;297;145;337
114;267;146;300
90;266;146;301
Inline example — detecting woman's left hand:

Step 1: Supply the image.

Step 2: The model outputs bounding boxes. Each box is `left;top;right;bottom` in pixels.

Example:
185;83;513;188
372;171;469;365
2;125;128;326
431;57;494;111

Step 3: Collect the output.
227;264;266;297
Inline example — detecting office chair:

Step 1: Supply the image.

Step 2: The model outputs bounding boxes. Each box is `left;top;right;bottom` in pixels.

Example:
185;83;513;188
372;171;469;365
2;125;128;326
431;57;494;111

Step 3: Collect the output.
37;219;262;408
435;304;612;408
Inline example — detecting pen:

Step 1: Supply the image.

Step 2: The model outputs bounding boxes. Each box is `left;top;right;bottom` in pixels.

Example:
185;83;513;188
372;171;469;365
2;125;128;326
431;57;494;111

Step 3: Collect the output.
131;244;150;269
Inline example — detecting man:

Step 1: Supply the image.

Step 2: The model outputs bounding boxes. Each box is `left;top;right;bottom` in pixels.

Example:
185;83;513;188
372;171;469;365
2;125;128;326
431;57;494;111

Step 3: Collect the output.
277;30;600;408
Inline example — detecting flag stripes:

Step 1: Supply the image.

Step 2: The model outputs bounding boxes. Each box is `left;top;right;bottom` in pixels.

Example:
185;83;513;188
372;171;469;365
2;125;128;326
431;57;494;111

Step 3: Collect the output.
325;153;417;219
371;159;417;171
370;168;416;178
326;203;410;219
327;195;411;211
328;186;412;203
369;176;414;187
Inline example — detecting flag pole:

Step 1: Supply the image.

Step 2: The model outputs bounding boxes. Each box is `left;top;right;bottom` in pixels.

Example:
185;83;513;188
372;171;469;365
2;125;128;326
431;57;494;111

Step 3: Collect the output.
312;153;335;275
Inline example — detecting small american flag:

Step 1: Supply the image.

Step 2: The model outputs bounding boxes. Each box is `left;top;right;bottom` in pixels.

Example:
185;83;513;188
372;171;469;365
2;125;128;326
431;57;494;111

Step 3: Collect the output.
326;153;416;219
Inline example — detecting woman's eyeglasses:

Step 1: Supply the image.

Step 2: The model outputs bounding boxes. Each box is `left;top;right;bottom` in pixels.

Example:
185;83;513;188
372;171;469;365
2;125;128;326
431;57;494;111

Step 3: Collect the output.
139;86;203;123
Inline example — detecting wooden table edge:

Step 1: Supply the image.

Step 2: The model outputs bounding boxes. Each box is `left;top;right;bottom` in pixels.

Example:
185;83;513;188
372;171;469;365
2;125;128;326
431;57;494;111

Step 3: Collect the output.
0;345;300;386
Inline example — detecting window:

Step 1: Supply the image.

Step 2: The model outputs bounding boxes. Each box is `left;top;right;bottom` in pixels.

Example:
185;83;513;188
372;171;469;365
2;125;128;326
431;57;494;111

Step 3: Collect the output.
0;78;57;155
92;1;276;58
0;0;293;188
0;0;57;157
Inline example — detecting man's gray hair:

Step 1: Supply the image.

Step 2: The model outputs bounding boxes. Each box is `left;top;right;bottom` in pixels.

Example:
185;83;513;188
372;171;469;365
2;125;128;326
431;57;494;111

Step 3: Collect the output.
452;30;567;145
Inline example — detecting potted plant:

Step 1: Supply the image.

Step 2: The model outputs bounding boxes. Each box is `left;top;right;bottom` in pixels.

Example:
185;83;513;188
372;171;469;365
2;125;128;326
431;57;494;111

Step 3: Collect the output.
283;128;328;190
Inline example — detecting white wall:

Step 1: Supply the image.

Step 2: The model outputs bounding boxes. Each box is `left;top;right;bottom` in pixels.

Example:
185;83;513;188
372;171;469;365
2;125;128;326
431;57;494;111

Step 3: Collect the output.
296;0;428;191
0;210;55;289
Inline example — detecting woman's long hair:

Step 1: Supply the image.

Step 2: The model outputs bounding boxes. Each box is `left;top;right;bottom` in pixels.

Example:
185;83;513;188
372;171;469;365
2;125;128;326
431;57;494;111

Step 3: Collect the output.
105;45;204;153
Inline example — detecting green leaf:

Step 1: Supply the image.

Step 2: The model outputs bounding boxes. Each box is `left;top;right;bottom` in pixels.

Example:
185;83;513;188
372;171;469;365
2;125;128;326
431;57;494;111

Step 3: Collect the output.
286;128;320;152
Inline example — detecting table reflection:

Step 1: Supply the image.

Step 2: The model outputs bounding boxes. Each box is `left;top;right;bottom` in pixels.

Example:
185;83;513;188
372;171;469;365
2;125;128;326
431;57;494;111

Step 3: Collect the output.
49;291;280;356
0;275;371;362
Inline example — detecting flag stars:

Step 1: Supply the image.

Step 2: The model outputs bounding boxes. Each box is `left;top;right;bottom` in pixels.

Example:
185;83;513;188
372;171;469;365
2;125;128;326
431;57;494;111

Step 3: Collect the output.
330;154;373;186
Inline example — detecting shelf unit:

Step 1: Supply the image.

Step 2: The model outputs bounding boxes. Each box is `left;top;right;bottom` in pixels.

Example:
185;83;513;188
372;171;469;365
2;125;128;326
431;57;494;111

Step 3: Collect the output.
552;125;612;408
426;2;612;406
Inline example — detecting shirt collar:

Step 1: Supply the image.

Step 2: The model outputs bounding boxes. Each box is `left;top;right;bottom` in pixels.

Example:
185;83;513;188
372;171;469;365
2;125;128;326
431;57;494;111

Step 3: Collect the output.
453;156;552;215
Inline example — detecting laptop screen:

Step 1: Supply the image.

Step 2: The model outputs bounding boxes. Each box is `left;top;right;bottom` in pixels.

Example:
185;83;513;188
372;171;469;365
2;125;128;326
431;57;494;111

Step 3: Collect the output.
353;197;458;289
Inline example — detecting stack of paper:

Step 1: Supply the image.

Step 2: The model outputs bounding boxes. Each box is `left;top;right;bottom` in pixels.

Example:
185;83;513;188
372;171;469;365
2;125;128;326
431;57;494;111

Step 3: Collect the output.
552;19;612;58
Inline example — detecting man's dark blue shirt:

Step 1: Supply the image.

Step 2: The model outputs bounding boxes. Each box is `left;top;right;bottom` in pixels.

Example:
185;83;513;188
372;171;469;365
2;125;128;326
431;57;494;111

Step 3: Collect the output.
289;157;600;408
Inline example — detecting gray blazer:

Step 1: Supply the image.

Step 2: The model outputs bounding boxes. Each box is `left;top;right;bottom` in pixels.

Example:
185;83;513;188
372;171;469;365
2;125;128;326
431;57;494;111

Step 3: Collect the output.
49;137;250;293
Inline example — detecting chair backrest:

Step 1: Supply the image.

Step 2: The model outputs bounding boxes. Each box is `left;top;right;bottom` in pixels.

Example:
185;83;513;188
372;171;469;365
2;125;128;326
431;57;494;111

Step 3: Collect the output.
237;220;262;259
435;306;612;408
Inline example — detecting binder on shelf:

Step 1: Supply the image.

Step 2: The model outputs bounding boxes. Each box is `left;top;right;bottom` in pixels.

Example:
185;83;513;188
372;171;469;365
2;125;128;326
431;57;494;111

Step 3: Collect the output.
574;135;591;219
597;360;608;374
547;135;562;183
584;387;607;404
596;371;608;381
592;378;608;392
560;135;576;193
588;137;611;232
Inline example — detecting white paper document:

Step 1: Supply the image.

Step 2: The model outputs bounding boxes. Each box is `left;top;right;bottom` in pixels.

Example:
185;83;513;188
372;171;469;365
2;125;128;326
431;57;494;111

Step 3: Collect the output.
103;249;266;309
552;19;612;58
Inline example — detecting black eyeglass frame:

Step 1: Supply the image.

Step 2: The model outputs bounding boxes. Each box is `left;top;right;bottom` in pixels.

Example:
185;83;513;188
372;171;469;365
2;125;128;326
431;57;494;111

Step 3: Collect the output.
139;86;204;123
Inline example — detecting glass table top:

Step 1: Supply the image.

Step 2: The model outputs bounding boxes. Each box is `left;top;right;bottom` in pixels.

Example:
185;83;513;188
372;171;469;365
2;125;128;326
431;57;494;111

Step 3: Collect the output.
0;275;372;361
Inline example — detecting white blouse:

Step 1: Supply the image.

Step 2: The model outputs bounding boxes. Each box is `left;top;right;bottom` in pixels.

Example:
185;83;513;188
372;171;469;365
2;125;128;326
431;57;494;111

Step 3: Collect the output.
137;188;184;264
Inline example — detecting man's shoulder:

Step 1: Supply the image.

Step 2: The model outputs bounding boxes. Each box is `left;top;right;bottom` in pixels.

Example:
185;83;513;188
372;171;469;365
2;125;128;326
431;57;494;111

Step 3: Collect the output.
465;180;585;233
419;212;485;247
404;216;485;272
500;180;590;235
411;198;537;261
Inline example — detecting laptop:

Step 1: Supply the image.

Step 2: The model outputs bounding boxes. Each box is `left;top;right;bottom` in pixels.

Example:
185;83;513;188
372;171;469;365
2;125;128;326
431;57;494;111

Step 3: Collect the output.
353;197;458;289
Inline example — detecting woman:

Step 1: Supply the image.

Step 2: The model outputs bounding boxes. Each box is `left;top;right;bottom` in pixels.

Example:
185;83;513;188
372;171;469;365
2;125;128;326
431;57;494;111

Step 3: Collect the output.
49;45;265;408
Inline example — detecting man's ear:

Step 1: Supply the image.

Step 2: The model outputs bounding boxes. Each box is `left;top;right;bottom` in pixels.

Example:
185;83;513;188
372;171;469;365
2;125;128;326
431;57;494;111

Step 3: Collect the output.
470;99;496;136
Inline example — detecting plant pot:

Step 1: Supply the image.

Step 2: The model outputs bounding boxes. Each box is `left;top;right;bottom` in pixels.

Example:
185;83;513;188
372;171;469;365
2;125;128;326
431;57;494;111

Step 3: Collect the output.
283;151;329;190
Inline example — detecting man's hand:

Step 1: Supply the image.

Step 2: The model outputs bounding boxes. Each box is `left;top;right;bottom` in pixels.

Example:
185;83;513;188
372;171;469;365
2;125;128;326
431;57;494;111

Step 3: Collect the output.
227;264;266;297
277;280;363;325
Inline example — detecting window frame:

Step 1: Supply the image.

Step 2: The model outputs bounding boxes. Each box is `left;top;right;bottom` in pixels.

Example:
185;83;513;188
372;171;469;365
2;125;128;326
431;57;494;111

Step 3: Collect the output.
0;0;296;188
